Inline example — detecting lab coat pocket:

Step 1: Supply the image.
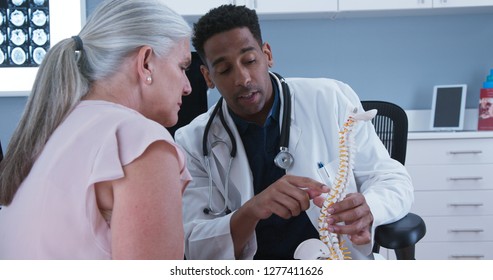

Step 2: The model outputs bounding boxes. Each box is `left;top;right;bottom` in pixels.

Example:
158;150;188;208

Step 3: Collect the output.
316;159;338;188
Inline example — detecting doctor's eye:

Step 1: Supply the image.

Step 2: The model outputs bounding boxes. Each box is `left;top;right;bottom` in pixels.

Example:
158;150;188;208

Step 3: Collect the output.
217;67;231;75
245;59;256;65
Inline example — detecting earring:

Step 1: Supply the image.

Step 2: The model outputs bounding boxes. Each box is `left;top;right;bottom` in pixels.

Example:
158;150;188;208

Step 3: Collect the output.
146;76;152;83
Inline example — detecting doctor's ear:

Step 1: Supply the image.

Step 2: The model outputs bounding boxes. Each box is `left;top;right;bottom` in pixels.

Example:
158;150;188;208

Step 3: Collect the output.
200;65;215;89
262;42;274;68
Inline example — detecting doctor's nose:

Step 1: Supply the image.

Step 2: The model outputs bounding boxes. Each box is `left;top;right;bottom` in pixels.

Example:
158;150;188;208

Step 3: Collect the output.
234;67;252;88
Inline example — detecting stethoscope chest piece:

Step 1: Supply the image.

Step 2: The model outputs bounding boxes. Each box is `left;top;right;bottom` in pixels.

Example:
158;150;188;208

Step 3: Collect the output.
274;147;294;170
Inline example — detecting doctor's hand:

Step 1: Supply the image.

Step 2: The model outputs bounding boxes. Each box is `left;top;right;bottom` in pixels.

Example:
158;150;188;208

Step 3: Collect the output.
324;193;373;245
246;175;329;220
230;175;328;259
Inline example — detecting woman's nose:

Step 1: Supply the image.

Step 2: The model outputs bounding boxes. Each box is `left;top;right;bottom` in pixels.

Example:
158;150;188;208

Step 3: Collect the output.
183;77;192;96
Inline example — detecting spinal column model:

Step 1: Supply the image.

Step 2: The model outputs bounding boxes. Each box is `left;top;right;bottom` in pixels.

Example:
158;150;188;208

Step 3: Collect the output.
294;107;377;260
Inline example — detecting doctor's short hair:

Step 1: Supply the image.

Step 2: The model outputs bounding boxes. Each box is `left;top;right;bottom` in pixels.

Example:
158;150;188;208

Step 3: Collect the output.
192;4;263;63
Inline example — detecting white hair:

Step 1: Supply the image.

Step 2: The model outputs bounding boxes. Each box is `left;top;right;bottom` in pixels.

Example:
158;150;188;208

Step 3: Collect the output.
0;0;191;205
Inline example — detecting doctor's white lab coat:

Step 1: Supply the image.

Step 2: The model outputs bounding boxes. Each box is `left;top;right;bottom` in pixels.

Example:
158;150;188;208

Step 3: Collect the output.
174;75;414;260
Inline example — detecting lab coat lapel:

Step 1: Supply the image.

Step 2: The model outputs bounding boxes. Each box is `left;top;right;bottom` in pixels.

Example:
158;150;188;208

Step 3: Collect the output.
207;139;231;206
208;102;254;208
282;82;319;227
281;80;302;162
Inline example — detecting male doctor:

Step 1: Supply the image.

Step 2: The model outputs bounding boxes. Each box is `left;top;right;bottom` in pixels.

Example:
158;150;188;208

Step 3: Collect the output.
174;4;413;260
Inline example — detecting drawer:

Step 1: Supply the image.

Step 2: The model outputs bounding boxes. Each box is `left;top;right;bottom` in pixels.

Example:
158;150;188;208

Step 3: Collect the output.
412;190;493;216
419;216;493;242
416;241;493;260
407;164;493;191
407;138;493;165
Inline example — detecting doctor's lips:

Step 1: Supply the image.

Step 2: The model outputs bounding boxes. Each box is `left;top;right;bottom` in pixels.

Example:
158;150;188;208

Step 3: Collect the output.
239;91;257;99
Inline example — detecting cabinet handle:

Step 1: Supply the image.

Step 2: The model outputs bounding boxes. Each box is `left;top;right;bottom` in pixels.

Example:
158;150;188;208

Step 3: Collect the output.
447;176;483;181
448;150;483;155
449;229;484;233
448;203;484;207
450;255;485;260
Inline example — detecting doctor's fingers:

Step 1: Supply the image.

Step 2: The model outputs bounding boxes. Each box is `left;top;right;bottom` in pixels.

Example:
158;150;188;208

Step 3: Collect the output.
325;194;372;231
250;194;304;220
268;194;309;219
329;205;372;231
258;187;311;219
328;193;368;216
281;175;330;198
247;186;307;220
312;195;326;208
348;227;372;245
329;212;373;237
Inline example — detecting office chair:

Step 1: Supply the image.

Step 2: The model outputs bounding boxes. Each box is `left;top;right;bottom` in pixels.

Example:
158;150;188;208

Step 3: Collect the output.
362;100;426;260
167;52;208;137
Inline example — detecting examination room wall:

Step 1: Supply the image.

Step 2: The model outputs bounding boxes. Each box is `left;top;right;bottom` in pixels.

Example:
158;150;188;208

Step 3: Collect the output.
0;1;492;147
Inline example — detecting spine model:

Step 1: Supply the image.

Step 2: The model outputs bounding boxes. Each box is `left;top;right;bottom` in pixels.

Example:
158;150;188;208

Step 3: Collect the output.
318;112;358;260
294;107;376;260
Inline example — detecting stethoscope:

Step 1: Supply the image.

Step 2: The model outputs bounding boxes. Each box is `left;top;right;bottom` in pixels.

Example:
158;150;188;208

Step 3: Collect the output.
202;72;294;216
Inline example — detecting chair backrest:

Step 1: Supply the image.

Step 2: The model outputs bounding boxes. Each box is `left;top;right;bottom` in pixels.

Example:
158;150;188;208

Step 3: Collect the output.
361;101;408;165
167;52;208;137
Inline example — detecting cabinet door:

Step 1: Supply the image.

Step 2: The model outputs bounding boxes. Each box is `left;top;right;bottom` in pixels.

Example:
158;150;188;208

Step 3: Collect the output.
165;0;235;16
407;164;493;191
416;242;493;260
419;216;493;242
339;0;432;11
407;138;493;165
413;190;493;216
251;0;338;14
433;0;493;8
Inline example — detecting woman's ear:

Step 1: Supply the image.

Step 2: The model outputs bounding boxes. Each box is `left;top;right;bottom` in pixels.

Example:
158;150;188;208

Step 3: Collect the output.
200;65;215;89
137;46;154;85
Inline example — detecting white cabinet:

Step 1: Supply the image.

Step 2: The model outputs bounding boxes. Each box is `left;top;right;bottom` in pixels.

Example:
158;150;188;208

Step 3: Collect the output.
164;0;236;17
249;0;337;14
166;0;493;19
165;0;337;19
338;0;493;11
433;0;493;8
339;0;432;11
407;131;493;260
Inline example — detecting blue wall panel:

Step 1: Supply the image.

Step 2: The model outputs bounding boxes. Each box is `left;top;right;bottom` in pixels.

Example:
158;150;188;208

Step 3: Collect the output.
0;1;492;147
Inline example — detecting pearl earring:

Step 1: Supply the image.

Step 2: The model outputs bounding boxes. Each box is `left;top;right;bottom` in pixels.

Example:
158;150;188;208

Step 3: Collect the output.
146;76;152;83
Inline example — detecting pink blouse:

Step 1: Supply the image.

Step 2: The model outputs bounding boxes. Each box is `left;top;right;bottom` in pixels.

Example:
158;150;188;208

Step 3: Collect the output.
0;100;191;259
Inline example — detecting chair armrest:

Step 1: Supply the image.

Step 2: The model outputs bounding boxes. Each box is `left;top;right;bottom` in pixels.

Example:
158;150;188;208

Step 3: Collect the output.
374;213;426;249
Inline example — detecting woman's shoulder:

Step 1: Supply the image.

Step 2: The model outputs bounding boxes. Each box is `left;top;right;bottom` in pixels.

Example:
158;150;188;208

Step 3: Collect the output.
76;100;170;136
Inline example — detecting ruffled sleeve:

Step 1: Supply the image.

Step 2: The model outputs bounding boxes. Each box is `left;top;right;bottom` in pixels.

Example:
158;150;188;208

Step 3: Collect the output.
88;114;191;188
